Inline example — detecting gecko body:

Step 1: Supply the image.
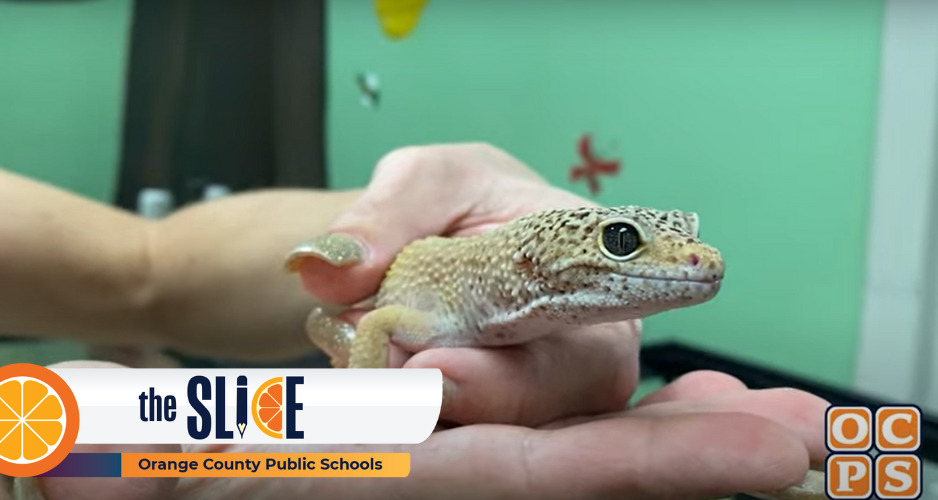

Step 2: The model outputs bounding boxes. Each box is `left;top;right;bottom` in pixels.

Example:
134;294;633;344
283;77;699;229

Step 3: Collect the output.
285;205;722;368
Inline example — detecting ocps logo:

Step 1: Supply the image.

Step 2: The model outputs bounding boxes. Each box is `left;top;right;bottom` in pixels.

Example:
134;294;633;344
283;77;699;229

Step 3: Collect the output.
825;405;922;500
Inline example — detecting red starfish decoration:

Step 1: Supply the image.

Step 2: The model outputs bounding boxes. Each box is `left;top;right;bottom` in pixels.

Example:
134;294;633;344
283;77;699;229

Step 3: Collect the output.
569;133;620;195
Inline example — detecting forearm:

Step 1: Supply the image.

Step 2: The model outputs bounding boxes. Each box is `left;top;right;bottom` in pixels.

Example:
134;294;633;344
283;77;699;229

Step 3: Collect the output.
145;188;361;360
0;169;153;343
0;167;363;360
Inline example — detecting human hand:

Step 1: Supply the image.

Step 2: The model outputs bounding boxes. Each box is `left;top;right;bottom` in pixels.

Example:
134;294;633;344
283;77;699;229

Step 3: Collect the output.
295;143;640;426
28;367;828;500
298;142;595;303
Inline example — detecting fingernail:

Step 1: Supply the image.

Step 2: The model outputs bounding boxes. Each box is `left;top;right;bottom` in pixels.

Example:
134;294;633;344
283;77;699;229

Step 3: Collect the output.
284;233;368;271
441;376;458;413
305;307;354;368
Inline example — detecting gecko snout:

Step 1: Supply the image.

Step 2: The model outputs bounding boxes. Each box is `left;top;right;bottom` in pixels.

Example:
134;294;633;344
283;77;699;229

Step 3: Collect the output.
688;253;700;267
680;246;724;283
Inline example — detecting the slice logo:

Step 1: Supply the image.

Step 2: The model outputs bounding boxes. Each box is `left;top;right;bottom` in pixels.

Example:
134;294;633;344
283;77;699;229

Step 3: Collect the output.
826;405;922;500
186;374;304;441
0;364;79;477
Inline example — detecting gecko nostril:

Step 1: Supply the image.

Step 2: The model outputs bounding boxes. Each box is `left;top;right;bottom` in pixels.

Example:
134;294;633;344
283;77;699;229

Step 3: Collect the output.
688;254;700;267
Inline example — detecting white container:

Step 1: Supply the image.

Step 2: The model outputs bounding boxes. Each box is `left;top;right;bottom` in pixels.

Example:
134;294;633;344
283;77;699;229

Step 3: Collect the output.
202;183;231;201
136;188;175;219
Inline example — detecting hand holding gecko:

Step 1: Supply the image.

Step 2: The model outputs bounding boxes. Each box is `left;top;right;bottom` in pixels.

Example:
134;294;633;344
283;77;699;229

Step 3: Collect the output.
289;143;829;492
10;143;830;500
294;143;647;426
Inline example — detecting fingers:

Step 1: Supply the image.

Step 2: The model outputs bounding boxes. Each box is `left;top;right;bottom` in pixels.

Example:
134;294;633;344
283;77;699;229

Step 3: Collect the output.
529;412;811;500
633;370;748;407
39;445;179;500
291;143;591;306
36;361;179;500
188;412;811;500
293;146;484;305
396;412;810;500
404;321;641;427
629;384;830;467
577;370;827;469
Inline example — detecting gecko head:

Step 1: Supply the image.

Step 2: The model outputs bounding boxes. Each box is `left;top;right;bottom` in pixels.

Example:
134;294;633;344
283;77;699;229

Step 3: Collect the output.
511;205;725;322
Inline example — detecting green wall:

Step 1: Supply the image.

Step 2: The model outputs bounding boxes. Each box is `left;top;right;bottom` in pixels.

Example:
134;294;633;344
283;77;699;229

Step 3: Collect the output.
0;0;132;201
326;0;884;387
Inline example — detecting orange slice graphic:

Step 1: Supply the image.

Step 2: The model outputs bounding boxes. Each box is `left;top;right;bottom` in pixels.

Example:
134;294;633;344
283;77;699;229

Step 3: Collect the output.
0;364;79;477
0;378;65;463
251;377;284;439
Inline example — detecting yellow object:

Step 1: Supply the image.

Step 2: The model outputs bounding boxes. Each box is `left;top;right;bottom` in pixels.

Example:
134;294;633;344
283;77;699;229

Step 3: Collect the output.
0;378;65;462
373;0;429;40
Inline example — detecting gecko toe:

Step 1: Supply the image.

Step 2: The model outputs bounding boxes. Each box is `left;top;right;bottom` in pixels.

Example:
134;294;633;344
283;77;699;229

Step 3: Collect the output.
284;234;365;271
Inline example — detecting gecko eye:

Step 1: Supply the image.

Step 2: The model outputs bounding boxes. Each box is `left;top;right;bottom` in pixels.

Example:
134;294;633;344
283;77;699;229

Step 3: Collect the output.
600;222;643;259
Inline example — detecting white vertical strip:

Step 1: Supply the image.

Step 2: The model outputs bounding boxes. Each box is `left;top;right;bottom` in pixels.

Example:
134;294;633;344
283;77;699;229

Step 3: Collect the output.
854;0;938;407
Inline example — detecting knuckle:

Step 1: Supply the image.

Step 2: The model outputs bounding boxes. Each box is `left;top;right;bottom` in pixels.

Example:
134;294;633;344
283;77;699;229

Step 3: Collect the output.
462;141;502;156
371;146;471;197
373;142;504;181
373;146;428;179
373;146;458;192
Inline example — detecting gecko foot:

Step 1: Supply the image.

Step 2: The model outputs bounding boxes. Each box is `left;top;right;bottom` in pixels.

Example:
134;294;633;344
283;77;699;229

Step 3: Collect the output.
284;234;365;272
306;307;356;368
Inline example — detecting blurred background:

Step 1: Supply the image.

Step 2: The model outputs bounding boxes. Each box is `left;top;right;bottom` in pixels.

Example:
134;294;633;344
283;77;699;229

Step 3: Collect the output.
0;0;936;488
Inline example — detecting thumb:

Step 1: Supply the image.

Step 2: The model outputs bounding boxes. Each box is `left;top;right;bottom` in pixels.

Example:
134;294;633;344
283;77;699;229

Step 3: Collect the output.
287;196;470;306
286;152;480;305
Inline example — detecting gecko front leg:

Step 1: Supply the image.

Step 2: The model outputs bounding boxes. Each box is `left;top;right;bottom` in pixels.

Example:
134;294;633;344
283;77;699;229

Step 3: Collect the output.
348;306;434;369
306;304;435;369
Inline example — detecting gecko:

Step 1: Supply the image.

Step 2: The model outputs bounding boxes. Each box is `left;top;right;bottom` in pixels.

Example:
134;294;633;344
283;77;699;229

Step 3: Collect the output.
284;204;827;500
285;205;722;369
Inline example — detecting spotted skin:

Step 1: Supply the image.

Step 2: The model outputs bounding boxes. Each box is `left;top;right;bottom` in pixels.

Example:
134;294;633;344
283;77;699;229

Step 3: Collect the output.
286;205;723;368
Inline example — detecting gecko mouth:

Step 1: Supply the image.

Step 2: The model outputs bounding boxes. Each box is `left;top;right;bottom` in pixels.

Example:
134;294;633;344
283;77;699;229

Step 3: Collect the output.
554;264;723;287
624;274;723;285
